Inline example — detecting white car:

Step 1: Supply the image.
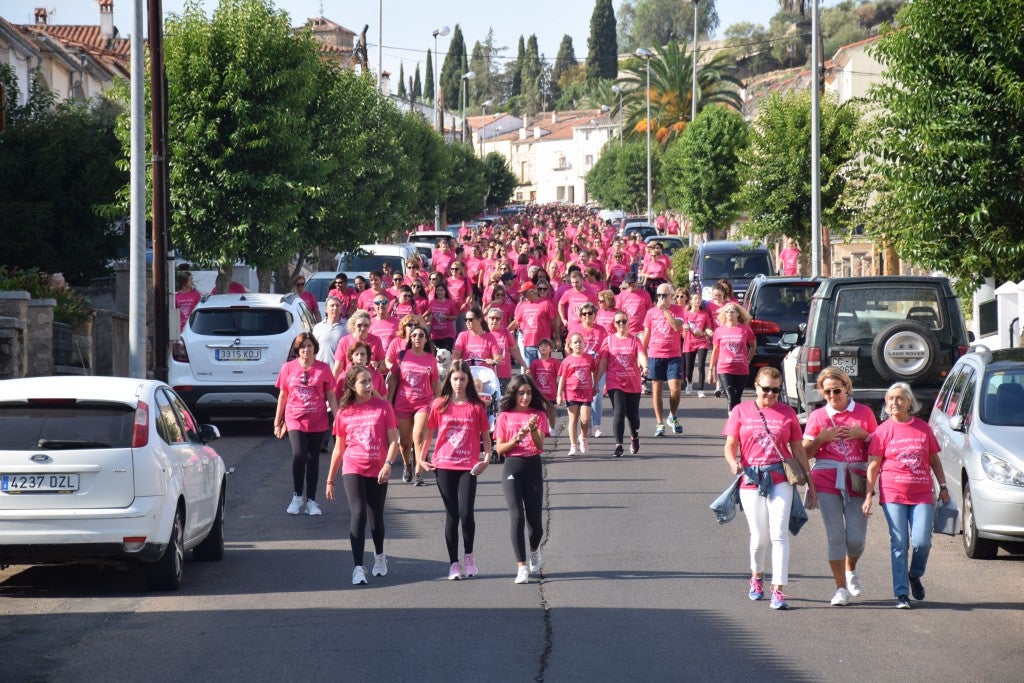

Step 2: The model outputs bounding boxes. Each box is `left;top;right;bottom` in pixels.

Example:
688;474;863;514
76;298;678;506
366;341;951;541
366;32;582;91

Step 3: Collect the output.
169;293;316;420
0;376;226;590
334;244;418;282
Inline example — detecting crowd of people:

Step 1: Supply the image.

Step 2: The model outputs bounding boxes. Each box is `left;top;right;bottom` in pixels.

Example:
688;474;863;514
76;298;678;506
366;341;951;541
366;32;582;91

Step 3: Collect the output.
269;203;951;605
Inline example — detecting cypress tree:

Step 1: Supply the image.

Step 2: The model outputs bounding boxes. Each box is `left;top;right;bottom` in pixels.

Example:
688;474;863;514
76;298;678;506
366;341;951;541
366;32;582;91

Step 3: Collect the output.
425;49;434;104
413;63;422;101
397;63;407;98
510;35;525;97
586;0;618;83
440;24;468;116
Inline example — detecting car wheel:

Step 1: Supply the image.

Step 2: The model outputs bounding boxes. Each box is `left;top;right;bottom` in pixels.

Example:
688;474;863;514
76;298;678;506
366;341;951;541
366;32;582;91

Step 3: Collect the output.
962;480;998;560
146;506;185;590
870;321;940;382
193;486;225;562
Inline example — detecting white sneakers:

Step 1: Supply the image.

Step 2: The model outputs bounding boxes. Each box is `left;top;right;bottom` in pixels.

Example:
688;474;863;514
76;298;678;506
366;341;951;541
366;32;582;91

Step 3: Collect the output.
372;553;387;576
697;390;706;399
352;566;368;585
514;565;530;584
528;549;542;574
449;562;464;580
304;499;322;516
286;495;304;515
846;570;863;597
684;383;693;396
288;495;322;515
830;587;851;606
592;427;603;438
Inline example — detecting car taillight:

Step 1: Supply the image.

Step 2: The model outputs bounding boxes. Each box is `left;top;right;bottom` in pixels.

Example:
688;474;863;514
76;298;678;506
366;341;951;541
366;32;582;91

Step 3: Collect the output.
172;339;189;363
807;347;822;374
955;344;969;359
132;401;149;447
750;319;781;335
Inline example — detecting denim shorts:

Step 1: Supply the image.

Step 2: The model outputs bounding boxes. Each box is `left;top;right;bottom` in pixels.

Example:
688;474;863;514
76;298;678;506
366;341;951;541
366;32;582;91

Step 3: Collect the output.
648;356;681;381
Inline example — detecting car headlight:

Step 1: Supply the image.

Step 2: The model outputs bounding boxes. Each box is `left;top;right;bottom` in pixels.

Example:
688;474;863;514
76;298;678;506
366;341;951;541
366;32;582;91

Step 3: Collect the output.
980;452;1024;487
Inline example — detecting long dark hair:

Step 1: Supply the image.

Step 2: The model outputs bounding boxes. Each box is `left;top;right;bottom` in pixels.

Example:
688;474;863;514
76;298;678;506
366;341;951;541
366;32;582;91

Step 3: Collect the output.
338;366;371;410
402;324;435;354
499;374;551;413
467;306;488;332
437;360;484;413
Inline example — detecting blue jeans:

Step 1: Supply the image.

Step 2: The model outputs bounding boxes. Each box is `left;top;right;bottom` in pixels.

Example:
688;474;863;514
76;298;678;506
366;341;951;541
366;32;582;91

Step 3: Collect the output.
882;502;933;598
591;374;605;427
523;344;539;369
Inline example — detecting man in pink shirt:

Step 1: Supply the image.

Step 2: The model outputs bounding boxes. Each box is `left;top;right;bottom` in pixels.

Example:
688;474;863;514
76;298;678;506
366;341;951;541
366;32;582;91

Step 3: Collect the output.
432;239;455;274
510;282;562;368
615;274;653;336
641;282;685;437
558;269;600;334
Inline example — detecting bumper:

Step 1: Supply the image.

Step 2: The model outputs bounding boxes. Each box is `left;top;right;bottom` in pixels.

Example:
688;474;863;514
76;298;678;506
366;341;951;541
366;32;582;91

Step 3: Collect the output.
970;479;1024;542
171;385;279;416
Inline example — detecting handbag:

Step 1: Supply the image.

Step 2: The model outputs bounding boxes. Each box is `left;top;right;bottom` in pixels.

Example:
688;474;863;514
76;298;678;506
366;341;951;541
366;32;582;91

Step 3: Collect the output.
756;406;806;486
933;498;959;536
848;471;868;496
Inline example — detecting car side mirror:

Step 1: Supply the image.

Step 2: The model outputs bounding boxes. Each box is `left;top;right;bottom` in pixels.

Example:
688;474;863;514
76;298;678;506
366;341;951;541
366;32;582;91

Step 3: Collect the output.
948;415;966;433
781;332;800;348
200;424;221;443
968;330;976;342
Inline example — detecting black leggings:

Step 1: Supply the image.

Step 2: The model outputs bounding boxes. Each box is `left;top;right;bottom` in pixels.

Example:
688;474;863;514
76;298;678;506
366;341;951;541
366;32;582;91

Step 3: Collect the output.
720;373;748;411
502;456;544;563
342;473;388;567
683;349;708;389
289;430;325;500
435;468;478;563
608;389;641;444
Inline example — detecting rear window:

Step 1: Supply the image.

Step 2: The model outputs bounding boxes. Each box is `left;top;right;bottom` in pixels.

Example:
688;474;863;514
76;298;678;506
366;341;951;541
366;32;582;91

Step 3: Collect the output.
306;278;334;303
701;252;772;280
980;368;1024;426
833;286;943;343
338;254;404;274
753;284;815;323
0;404;134;450
190;308;292;336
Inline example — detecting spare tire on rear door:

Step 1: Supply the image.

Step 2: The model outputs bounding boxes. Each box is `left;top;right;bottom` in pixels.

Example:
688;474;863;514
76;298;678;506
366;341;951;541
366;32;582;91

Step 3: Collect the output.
870;320;940;382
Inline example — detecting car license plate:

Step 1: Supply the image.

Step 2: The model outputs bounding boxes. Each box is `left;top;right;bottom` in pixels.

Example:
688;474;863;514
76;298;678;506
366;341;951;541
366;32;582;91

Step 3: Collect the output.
830;356;858;377
215;348;261;361
1;473;80;493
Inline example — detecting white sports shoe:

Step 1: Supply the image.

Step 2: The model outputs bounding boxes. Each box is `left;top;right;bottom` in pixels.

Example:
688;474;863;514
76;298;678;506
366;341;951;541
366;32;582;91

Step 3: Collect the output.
592;427;603;438
286;495;304;515
846;570;863;597
304;499;322;516
697;390;706;398
528;549;542;574
352;566;368;585
514;565;530;584
684;382;693;396
830;587;851;606
372;553;387;576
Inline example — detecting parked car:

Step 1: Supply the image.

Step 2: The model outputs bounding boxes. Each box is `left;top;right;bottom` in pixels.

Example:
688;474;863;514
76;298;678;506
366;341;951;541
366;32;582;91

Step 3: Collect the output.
334;244;418;282
621;224;658;241
616;216;650;236
0;376;226;590
689;240;774;303
929;345;1024;558
304;271;339;318
644;235;687;256
784;276;972;419
169;293;316;421
744;275;819;379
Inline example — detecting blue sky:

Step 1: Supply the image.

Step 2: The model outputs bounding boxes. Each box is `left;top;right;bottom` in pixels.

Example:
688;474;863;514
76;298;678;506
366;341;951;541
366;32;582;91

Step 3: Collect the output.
4;1;827;92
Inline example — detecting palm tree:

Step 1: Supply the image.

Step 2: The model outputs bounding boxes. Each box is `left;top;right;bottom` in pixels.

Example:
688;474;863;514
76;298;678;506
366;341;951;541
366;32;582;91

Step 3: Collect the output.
614;41;743;147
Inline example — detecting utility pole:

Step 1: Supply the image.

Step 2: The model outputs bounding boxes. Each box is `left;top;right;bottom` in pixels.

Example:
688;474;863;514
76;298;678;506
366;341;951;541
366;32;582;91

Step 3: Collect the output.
149;0;170;381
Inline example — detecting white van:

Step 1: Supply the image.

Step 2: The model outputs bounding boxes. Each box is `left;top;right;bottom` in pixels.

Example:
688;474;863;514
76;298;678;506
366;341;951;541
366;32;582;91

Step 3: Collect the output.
335;244;418;281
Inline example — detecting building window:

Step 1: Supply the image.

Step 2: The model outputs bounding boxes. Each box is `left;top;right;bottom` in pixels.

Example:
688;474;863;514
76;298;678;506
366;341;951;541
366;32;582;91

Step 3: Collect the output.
556;186;565;202
585;154;593;166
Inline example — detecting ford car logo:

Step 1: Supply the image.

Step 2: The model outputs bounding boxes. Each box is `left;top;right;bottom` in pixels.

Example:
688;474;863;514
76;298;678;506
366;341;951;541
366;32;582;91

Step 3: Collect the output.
30;454;52;464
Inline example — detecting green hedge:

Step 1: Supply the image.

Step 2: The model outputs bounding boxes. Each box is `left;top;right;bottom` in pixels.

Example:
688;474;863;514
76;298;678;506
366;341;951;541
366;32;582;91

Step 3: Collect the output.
0;267;93;326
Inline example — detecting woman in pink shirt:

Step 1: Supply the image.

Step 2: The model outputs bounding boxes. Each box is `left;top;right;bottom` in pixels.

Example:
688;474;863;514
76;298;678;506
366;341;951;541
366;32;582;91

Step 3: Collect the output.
452;307;502;369
710;303;756;411
386;324;439;487
333;311;385;377
863;382;950;609
681;293;713;398
174;270;202;332
723;367;817;610
420;361;493;580
291;275;321;323
484;308;527;394
597;311;648;457
427;284;459;352
343;341;386;399
494;375;551;585
274;332;339;516
326;366;400;585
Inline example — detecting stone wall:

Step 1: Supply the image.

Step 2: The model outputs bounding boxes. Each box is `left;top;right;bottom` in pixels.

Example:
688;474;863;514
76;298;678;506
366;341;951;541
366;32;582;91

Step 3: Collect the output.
0;291;30;378
26;298;56;377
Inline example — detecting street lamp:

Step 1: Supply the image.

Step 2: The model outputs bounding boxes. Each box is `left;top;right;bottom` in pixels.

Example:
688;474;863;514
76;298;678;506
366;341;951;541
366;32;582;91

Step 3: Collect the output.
611;84;623;146
461;70;476;144
479;98;493;158
635;47;653;222
691;0;700;123
432;25;450;230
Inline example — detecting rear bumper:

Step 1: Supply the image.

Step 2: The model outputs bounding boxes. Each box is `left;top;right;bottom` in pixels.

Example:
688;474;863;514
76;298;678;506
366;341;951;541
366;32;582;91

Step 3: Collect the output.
171;385;279;416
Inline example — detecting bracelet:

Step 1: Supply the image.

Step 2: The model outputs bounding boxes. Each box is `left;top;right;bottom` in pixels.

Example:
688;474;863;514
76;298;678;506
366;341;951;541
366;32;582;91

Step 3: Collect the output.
385;461;394;466
327;481;334;486
939;484;948;490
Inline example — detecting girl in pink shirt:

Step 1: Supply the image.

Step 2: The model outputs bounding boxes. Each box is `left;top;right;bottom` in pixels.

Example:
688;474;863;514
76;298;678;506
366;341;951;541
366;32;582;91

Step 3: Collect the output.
710;303;756;411
421;361;493;580
342;341;385;399
529;339;561;429
453;308;502;369
557;333;596;456
386;325;439;487
326;366;399;585
494;375;551;584
597;315;648;457
681;293;714;397
274;333;339;517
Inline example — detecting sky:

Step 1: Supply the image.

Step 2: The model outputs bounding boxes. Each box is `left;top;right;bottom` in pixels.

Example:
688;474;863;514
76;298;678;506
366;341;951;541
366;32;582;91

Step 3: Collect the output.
3;1;823;93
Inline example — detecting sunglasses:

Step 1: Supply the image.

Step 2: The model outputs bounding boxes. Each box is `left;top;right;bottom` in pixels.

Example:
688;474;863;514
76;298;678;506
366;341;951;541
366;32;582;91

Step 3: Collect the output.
822;388;846;396
465;316;477;322
374;300;388;306
758;385;782;394
410;332;427;339
614;319;628;325
294;281;305;286
537;287;549;292
580;311;596;316
657;293;669;299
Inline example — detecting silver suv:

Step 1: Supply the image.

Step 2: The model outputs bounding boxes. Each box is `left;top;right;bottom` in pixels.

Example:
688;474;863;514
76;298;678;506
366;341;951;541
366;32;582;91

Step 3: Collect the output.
169;293;316;420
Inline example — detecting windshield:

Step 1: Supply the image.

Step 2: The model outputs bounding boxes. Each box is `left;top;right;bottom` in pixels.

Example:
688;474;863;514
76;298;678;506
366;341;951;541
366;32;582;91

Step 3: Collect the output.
0;404;134;450
190;308;292;336
980;369;1024;426
701;252;771;280
833;286;943;343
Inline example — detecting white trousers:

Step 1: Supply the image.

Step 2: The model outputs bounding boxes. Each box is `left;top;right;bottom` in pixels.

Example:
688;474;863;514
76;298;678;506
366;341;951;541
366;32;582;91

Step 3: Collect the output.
740;484;793;587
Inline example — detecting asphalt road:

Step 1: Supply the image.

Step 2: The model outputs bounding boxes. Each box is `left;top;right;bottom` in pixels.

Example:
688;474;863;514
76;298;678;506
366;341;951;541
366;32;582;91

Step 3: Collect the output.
3;389;1023;682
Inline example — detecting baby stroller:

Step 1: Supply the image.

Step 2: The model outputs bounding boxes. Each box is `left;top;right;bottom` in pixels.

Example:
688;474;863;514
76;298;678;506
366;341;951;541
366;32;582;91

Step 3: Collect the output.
466;359;503;463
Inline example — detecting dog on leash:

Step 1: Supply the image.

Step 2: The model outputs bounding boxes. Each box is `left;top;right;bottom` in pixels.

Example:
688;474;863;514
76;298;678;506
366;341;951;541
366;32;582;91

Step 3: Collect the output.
435;347;452;378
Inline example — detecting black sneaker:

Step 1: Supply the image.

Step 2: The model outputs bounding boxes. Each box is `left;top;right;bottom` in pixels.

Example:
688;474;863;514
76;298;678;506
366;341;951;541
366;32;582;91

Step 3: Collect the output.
402;465;413;483
413;475;425;487
613;445;624;458
908;574;925;601
714;388;722;398
895;595;911;609
630;435;640;454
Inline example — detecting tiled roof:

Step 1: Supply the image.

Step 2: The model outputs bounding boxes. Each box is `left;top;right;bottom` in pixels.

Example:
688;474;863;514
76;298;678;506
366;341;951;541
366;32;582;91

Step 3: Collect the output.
36;24;130;60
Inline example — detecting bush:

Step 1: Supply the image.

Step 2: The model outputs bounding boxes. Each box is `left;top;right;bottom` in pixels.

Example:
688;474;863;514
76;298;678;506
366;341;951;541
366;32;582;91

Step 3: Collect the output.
0;266;93;326
672;245;696;293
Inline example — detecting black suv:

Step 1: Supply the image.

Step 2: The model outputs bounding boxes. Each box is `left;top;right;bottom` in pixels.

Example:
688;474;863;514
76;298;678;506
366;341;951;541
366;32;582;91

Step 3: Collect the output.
744;275;819;379
785;276;971;418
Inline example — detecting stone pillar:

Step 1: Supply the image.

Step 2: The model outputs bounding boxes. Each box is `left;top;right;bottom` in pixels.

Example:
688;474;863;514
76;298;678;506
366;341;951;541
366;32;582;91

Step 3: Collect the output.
92;309;130;377
72;320;95;373
26;298;56;377
0;291;30;377
0;316;25;379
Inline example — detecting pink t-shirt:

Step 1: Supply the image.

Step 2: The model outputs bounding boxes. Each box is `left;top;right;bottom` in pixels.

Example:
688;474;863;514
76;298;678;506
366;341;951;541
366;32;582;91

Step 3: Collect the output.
779;247;800;276
804;401;878;496
494;408;550;458
490;327;517;380
643;305;685;358
333;333;385;374
869;417;940;505
530;357;561;402
369;317;399;352
682;308;713;352
558;353;595;403
641;255;672;281
175;289;202;331
327;286;356;316
428;298;459;340
297;290;319;319
601;334;643;394
391;350;439;415
606;259;631;289
616;288;653;335
724;401;803;489
595;308;618;336
514;299;557;347
335;366;387;399
578;323;607;360
334;397;397;476
357;289;391;314
559;287;599;332
454;330;499;364
432;250;455;274
427;399;490;470
713;324;755;375
276;359;335;432
447;276;473;310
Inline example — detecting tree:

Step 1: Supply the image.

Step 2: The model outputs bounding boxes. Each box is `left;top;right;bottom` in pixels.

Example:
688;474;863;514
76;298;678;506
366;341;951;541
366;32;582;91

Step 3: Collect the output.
854;0;1024;292
550;35;577;102
398;111;451;222
520;35;543;114
424;49;434;104
445;143;487;221
585;143;624;208
778;0;807;19
412;63;422;101
616;42;743;146
737;90;859;250
510;35;525;97
617;0;719;53
584;139;661;214
586;0;618;83
397;63;407;98
439;24;468;117
483;152;518;209
662;105;748;239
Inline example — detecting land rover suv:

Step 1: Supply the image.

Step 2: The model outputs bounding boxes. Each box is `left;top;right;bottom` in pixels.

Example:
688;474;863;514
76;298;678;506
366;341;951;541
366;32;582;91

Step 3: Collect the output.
785;276;971;419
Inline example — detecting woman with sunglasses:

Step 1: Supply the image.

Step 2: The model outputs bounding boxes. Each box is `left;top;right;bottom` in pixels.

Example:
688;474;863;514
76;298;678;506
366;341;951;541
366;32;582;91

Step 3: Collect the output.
387;324;439;486
427;284;459;352
597;310;648;456
384;314;427;370
333;311;385;377
638;241;672;298
710;303;756;412
292;275;321;323
409;279;430;315
577;303;608;438
356;271;391;314
391;285;417;319
641;283;686;437
484;307;527;395
369;294;400;351
802;366;878;606
274;332;338;516
420;361;493;580
723;367;817;610
494;375;552;584
452;307;501;370
446;262;473;333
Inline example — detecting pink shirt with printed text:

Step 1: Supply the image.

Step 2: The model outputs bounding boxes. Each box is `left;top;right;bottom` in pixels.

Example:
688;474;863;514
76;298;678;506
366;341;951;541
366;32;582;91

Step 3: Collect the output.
643;304;685;358
558;353;595;403
530;357;561;402
514;299;557;346
454;330;499;364
334;397;397;477
724;401;803;489
494;408;550;458
804;401;878;496
276;359;335;432
869;417;940;505
392;350;439;415
713;324;755;375
601;334;643;394
428;399;490;470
